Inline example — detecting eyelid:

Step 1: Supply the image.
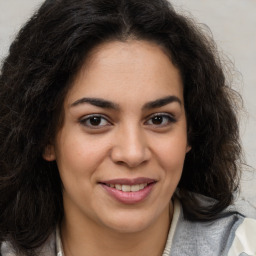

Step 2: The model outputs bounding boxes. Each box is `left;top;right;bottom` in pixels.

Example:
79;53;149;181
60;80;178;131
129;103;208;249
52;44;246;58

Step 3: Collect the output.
79;114;112;129
144;112;177;126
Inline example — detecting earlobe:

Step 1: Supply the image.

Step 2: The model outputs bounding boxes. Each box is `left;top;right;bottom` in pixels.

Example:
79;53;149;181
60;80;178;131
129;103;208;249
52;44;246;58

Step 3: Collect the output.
186;145;191;153
43;144;56;161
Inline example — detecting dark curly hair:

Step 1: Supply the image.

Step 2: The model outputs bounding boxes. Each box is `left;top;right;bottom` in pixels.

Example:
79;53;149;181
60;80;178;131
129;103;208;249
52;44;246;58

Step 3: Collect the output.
0;0;242;254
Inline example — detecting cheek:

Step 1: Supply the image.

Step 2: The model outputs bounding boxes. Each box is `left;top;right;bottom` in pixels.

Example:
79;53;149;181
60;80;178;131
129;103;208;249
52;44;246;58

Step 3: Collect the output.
153;133;188;174
55;130;110;180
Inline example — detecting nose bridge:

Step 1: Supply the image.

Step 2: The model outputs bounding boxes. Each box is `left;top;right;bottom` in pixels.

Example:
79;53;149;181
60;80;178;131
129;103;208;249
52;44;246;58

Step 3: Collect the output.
110;121;150;167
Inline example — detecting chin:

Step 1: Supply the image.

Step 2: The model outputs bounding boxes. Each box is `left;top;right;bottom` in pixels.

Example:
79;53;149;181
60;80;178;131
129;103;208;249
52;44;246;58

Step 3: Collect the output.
101;213;156;234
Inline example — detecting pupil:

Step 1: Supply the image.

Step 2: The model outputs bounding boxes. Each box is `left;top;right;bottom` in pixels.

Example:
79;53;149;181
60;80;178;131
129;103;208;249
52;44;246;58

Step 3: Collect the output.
152;116;163;124
90;117;101;126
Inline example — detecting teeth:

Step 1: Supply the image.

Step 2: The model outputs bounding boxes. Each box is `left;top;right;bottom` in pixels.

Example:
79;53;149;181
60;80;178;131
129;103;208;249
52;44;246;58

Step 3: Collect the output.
131;184;140;192
122;185;130;192
108;183;148;192
115;184;122;190
139;183;147;189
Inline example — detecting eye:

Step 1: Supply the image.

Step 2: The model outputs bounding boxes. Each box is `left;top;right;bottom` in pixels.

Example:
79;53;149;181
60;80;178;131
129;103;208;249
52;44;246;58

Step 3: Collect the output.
145;113;176;127
79;115;111;129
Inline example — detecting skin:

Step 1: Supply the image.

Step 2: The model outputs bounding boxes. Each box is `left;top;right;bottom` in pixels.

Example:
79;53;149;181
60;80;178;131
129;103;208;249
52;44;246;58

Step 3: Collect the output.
44;40;190;256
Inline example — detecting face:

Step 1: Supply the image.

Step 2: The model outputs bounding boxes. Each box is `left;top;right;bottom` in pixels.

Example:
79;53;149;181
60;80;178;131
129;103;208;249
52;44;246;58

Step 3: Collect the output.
44;40;190;234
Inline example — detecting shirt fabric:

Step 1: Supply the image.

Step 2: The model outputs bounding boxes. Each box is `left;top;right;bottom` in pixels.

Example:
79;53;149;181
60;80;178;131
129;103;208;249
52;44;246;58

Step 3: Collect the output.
1;199;256;256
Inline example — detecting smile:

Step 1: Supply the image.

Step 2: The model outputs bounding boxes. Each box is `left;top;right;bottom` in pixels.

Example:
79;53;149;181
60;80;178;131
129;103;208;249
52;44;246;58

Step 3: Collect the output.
100;178;156;204
105;183;148;192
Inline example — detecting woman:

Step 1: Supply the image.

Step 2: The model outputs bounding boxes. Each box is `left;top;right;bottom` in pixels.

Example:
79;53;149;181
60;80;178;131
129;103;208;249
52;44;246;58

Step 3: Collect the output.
0;0;255;255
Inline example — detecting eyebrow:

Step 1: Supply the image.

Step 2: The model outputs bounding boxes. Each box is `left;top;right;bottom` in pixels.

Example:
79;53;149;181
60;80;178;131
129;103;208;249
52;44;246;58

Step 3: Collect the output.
71;97;119;109
142;96;182;110
70;95;181;110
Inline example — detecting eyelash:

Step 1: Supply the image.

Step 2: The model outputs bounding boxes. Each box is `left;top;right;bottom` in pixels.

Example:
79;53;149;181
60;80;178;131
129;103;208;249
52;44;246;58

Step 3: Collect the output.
79;114;111;129
145;113;176;127
79;113;176;129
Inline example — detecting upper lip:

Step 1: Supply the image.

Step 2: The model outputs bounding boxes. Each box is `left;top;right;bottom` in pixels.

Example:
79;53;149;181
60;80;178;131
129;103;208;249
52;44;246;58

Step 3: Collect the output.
100;177;156;185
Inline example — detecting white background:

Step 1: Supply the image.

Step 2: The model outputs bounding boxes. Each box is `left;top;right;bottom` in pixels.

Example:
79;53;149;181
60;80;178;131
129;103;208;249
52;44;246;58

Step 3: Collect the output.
0;0;255;215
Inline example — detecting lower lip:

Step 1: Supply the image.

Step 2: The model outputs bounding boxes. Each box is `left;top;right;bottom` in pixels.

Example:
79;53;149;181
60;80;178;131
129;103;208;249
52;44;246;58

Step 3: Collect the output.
101;183;155;204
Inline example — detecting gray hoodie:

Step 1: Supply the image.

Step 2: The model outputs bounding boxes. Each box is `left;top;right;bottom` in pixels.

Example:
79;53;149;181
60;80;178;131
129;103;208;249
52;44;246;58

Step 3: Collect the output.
1;199;256;256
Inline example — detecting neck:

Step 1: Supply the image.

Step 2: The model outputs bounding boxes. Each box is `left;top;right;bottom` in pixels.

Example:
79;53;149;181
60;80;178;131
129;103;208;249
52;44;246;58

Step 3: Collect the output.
61;203;173;256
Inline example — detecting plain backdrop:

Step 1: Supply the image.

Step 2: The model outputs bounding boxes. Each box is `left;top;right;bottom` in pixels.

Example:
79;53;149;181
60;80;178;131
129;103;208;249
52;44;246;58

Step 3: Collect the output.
0;0;255;216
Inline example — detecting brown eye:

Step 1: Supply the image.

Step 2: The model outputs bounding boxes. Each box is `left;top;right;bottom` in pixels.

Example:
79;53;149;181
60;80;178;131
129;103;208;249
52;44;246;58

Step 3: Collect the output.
80;115;110;129
89;116;102;126
145;113;176;127
151;116;164;125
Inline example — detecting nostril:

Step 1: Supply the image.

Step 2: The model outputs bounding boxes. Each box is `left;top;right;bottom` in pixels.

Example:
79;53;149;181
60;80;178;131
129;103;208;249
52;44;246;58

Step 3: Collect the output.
116;160;127;166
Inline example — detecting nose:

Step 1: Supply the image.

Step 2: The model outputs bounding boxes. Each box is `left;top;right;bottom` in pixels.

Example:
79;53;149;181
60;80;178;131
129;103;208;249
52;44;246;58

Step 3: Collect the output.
110;125;151;168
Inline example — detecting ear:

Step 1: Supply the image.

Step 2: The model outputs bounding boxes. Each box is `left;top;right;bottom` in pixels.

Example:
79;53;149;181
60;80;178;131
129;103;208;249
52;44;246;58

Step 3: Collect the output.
186;126;192;153
42;144;56;161
186;144;191;153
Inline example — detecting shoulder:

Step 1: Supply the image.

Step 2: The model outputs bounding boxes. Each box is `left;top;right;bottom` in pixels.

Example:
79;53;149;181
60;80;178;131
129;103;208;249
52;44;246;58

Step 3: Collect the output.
0;232;56;256
0;241;16;256
170;197;256;256
228;217;256;256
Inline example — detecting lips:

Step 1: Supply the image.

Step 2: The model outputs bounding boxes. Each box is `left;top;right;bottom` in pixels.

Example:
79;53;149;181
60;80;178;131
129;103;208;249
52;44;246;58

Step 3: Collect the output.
106;183;148;192
99;177;156;204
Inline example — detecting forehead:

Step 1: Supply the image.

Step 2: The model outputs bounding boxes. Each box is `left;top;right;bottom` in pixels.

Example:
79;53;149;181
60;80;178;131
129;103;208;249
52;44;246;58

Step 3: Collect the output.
65;40;183;107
